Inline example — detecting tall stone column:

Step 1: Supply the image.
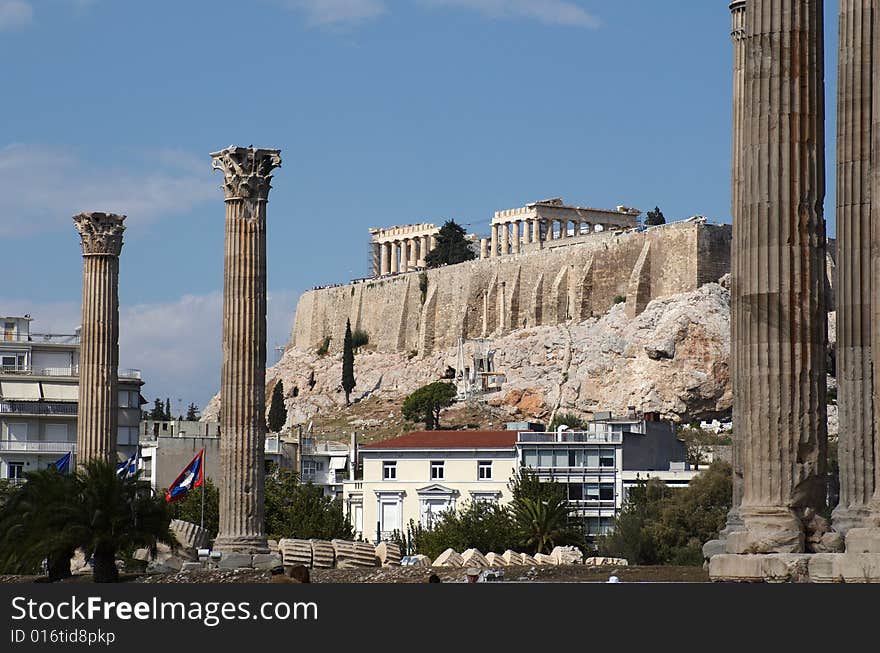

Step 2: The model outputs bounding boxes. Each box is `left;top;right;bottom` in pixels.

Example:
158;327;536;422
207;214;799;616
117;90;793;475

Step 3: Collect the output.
532;219;541;246
211;145;282;554
834;0;876;534
73;212;124;468
420;235;429;266
511;221;520;254
371;242;381;277
558;220;567;239
522;220;531;245
869;0;880;524
390;242;399;273
490;224;498;258
730;0;827;554
480;238;488;259
381;242;391;275
722;0;748;538
500;223;509;255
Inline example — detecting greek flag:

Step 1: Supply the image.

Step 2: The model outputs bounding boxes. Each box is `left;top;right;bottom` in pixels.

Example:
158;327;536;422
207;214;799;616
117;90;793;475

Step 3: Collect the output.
116;447;140;479
53;452;71;474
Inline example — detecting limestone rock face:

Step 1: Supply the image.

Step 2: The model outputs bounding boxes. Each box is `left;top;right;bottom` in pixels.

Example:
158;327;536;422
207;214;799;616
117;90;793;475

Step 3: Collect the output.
205;283;733;426
433;549;464;568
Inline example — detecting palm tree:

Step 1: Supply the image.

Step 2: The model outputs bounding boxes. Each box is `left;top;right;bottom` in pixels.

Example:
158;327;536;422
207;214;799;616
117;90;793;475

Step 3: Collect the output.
0;460;175;583
65;460;175;583
512;495;577;555
0;468;77;581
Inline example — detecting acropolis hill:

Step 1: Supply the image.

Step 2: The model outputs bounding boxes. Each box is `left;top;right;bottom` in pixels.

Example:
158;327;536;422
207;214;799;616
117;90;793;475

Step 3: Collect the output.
291;214;732;356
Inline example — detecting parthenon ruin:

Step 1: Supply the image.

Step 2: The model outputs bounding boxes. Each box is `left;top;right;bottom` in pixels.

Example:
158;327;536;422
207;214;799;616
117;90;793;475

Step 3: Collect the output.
368;198;641;279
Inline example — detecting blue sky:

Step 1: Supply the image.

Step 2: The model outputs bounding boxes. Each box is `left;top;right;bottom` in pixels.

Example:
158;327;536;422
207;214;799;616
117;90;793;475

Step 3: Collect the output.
0;1;841;411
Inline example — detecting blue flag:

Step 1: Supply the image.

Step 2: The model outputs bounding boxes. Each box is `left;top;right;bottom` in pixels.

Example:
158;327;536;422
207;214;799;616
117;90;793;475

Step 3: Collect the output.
116;447;140;480
165;449;204;502
54;452;71;474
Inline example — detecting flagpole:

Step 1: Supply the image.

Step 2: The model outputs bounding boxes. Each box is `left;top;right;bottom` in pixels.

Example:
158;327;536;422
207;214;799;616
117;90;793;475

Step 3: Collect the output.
200;447;205;531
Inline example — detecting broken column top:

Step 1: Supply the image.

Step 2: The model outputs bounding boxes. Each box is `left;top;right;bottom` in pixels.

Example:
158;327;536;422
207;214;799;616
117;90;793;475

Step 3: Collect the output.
210;145;282;201
72;212;126;256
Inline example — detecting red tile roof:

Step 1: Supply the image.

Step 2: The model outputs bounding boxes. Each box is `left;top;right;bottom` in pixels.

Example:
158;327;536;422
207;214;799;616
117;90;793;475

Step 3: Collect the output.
360;430;518;450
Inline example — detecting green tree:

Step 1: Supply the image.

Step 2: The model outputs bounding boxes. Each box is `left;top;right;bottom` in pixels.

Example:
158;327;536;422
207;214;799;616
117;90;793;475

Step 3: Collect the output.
168;477;220;539
342;319;356;406
401;381;457;430
678;425;731;470
351;329;369;350
425;220;476;268
149;398;165;420
0;468;78;580
645;206;666;226
185;403;200;421
268;380;287;433
509;469;581;554
264;466;353;540
408;500;517;560
0;462;174;583
165;398;172;422
598;461;732;566
548;412;589;432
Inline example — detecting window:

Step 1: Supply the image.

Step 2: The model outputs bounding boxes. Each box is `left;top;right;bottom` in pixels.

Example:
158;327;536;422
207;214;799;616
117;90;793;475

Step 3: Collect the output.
7;462;24;482
383;461;397;480
523;449;538;468
585;449;600;468
568;483;583;500
600;484;614;501
553;449;568;467
538;449;553;467
478;461;492;480
116;427;137;446
568;450;584;468
430;461;444;480
600;448;616;468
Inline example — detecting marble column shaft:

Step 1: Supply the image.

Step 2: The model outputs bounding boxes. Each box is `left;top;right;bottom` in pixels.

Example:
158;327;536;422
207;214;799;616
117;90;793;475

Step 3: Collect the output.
211;145;282;554
500;223;509;255
490;225;498;257
391;242;399;273
532;219;541;246
734;0;827;552
835;0;877;532
73;212;124;468
512;221;520;254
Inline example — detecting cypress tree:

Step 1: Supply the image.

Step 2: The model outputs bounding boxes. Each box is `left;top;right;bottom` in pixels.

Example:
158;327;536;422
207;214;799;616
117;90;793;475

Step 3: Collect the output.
342;319;356;406
268;380;287;433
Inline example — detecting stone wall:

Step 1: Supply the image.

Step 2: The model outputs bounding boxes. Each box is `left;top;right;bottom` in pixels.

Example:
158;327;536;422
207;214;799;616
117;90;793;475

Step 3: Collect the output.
291;221;732;355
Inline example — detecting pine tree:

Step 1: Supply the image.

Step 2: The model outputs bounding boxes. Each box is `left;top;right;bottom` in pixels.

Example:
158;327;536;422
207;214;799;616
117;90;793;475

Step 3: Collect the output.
164;398;172;421
425;220;476;268
185;403;200;421
268;381;287;433
149;398;164;420
342;319;356;406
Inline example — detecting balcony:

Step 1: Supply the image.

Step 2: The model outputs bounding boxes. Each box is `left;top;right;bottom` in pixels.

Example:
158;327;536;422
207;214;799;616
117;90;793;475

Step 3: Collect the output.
2;333;80;345
0;365;31;374
40;366;78;377
119;369;142;380
0;400;77;416
517;431;623;445
0;440;77;454
1;366;142;380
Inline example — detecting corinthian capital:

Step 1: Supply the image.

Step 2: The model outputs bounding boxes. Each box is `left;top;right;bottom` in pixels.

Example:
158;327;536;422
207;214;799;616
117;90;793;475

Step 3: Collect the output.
73;212;126;257
211;145;283;201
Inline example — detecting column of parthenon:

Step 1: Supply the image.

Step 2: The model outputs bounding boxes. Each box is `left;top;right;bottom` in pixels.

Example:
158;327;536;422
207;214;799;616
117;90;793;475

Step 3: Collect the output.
370;224;440;276
728;0;827;554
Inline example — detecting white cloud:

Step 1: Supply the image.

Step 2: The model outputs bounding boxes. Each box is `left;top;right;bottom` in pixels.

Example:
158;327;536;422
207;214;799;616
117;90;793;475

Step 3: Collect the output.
418;0;599;28
0;0;33;30
0;289;302;411
277;0;387;27
0;144;217;238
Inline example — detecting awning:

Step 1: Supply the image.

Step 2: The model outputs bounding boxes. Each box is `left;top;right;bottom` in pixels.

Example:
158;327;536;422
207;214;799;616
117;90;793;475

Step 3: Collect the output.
41;383;79;401
329;456;348;470
0;380;41;399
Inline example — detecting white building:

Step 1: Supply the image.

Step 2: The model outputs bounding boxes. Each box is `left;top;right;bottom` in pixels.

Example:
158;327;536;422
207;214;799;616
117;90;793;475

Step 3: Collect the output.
343;430;519;543
0;315;144;482
299;436;350;499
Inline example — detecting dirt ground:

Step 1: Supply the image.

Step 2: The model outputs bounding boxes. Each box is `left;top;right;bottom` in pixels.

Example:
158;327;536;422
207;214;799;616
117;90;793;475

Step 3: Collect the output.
1;565;709;584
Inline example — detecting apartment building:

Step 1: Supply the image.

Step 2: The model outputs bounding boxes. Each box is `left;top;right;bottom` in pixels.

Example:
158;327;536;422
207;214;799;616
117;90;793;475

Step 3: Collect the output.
0;315;144;482
343;431;519;543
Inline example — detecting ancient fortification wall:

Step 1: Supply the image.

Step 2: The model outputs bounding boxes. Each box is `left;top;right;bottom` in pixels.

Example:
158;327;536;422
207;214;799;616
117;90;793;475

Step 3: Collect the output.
290;221;732;356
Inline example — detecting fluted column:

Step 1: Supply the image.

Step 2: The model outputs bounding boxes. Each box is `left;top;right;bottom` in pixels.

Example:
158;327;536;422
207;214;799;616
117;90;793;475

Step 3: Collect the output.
73;212;124;468
490;224;498;258
420;235;429;266
522;220;531;245
512;221;521;254
833;0;876;534
381;242;391;275
480;238;488;259
731;0;827;554
390;242;399;273
532;219;542;246
211;145;282;554
869;0;880;521
500;222;509;255
722;0;748;538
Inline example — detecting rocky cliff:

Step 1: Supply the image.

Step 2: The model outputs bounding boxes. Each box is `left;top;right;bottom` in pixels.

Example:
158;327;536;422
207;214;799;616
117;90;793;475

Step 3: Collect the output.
204;280;734;439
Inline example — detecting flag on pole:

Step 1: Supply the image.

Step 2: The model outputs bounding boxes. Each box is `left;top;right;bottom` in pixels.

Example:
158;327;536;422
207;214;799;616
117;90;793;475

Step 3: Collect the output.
116;446;141;479
54;451;71;474
165;449;204;502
